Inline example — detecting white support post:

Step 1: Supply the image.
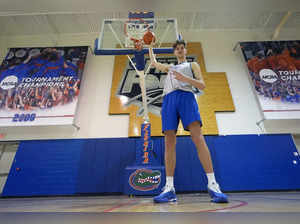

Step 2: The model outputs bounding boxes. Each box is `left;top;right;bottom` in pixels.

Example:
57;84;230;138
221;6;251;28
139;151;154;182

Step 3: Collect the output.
108;22;150;122
137;70;150;122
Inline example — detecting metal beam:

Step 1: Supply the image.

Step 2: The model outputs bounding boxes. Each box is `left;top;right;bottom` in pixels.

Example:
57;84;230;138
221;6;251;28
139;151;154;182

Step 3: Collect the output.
0;11;97;17
45;15;60;45
262;13;273;27
272;11;292;40
189;12;196;31
46;15;59;35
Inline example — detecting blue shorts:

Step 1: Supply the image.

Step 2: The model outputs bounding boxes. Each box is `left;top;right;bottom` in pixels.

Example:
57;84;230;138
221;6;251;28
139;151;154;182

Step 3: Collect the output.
161;90;202;133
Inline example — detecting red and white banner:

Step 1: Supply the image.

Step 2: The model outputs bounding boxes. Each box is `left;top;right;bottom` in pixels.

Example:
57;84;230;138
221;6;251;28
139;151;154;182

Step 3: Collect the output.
240;41;300;119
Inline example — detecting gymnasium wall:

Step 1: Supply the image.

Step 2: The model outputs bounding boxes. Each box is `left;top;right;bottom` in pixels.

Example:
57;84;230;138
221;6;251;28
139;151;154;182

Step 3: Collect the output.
0;143;18;194
1;29;300;196
0;29;300;140
293;134;300;153
184;29;300;135
2;134;300;196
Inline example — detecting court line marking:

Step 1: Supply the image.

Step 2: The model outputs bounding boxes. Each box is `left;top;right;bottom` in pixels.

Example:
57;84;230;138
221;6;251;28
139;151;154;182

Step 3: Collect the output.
199;200;248;212
124;199;248;213
103;200;138;212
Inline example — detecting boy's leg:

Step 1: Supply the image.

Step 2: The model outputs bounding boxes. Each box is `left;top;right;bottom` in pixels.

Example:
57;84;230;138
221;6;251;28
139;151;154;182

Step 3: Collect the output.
154;92;178;203
153;130;177;203
164;130;177;178
188;121;213;173
188;121;228;203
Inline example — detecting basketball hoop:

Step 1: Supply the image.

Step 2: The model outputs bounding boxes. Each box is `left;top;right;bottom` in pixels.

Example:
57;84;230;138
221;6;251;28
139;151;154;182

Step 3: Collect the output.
131;38;144;51
124;18;154;49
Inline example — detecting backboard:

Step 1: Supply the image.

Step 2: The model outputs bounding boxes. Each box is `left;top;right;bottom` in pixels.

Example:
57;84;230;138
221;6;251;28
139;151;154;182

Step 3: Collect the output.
94;17;179;55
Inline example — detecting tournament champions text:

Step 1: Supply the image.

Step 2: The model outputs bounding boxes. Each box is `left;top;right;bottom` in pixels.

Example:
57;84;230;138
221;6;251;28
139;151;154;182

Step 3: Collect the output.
0;46;88;126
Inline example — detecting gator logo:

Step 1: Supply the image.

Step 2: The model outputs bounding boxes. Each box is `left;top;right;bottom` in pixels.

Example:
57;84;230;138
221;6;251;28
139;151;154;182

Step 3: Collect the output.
129;169;161;191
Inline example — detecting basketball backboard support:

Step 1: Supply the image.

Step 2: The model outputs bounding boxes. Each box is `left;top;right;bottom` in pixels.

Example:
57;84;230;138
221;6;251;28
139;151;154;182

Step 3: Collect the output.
93;14;180;168
94;18;179;55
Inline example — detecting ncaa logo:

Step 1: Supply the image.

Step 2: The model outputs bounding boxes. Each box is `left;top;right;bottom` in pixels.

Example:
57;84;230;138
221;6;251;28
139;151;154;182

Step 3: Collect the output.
0;75;18;90
259;69;278;83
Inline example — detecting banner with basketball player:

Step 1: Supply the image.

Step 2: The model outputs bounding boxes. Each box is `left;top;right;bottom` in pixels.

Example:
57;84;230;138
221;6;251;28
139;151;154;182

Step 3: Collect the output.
0;46;88;126
240;41;300;119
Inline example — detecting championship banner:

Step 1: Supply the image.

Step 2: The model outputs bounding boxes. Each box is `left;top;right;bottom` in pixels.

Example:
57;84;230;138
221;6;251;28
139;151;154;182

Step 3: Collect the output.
240;41;300;119
0;46;88;126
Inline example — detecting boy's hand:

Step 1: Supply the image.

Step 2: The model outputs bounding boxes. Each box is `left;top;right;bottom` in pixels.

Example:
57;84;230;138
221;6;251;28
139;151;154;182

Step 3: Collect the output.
149;38;156;48
172;70;190;83
150;60;156;67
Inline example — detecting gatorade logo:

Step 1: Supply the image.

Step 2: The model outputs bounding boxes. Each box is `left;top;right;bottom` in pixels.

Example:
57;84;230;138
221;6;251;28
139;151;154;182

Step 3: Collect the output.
259;69;278;83
0;76;18;90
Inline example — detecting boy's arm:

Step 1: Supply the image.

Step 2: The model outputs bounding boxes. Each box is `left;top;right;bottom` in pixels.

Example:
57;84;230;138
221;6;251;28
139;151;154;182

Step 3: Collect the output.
191;62;206;90
172;62;206;90
148;47;171;72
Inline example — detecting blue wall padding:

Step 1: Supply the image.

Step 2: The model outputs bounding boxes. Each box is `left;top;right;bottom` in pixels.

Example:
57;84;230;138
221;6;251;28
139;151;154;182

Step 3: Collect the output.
76;138;136;194
3;140;84;196
211;134;300;191
174;136;212;192
2;134;300;196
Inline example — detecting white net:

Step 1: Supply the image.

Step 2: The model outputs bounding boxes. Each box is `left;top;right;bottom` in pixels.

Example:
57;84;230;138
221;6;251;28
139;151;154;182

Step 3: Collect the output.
124;19;154;48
